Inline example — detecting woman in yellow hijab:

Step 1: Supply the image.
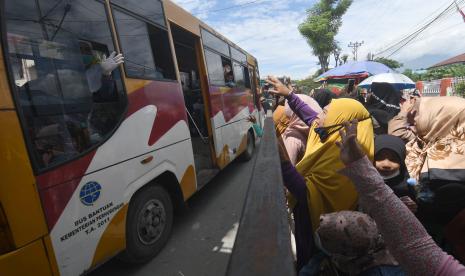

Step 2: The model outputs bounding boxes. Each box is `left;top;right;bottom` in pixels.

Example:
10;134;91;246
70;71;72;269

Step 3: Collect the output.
267;76;374;271
296;98;374;229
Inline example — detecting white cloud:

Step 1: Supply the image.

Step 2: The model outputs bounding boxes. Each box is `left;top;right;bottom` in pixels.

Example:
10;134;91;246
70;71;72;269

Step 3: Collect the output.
174;0;318;79
171;0;218;20
172;0;465;79
338;0;465;68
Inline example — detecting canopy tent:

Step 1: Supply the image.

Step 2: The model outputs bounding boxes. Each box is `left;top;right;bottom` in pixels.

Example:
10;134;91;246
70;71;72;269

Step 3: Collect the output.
358;73;416;90
315;61;394;82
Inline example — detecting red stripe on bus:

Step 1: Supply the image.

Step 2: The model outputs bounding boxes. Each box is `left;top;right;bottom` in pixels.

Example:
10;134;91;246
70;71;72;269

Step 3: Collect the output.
37;80;187;230
208;86;253;122
126;81;187;146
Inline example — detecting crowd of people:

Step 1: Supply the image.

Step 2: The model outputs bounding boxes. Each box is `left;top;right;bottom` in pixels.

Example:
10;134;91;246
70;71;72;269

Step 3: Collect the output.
264;76;465;276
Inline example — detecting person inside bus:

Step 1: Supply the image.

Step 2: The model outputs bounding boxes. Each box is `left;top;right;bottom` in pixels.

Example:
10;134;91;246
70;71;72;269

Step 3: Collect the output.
223;63;235;87
268;76;374;272
79;41;124;103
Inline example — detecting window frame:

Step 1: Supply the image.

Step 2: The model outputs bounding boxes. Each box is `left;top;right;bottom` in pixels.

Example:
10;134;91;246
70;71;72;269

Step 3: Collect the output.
201;31;232;87
232;60;246;89
204;48;227;87
0;0;129;174
200;28;230;58
110;2;178;82
110;0;166;28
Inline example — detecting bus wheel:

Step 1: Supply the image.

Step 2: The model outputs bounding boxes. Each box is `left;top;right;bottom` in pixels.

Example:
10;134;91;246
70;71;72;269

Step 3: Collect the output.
239;131;255;162
120;185;173;263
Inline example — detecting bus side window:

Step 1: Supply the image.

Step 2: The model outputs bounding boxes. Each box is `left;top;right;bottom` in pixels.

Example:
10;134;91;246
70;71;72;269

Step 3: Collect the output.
244;67;252;89
232;62;245;88
112;8;176;80
204;50;226;87
4;0;127;170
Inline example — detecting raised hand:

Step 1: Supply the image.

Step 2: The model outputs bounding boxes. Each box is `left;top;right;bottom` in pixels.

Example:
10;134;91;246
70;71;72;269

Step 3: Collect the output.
100;51;124;76
266;76;292;97
247;115;257;124
335;120;366;165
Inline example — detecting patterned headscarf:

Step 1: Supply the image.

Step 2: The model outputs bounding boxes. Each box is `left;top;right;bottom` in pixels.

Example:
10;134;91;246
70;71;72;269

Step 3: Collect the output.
405;96;465;182
316;211;398;275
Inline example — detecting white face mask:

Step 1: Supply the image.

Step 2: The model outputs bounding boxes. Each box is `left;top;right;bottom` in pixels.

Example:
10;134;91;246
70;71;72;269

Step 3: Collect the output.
382;170;400;180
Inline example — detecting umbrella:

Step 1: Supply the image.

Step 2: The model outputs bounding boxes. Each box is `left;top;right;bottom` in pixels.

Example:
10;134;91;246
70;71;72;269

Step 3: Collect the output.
315;61;394;82
358;73;416;90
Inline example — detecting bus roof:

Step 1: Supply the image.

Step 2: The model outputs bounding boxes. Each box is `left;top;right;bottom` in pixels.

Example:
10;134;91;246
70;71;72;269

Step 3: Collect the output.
164;0;258;67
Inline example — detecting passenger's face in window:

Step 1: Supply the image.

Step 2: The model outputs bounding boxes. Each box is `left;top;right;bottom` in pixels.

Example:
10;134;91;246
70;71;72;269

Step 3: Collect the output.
224;64;232;74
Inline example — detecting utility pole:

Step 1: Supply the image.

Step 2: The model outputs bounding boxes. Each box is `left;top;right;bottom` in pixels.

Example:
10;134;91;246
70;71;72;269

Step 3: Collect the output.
348;41;364;61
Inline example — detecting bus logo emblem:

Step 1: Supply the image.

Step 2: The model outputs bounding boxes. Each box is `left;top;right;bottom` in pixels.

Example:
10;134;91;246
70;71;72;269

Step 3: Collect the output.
79;182;102;206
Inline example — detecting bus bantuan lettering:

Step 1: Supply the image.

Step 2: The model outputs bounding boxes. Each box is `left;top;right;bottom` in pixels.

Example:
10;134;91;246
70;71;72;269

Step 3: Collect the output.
60;202;124;242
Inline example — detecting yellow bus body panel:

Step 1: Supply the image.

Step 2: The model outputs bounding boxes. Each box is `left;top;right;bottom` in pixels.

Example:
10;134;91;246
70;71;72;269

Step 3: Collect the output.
0;111;48;247
0;239;52;276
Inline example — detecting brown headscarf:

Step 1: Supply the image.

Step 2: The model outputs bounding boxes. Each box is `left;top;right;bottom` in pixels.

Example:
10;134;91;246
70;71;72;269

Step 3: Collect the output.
405;96;465;182
316;211;398;275
273;105;289;136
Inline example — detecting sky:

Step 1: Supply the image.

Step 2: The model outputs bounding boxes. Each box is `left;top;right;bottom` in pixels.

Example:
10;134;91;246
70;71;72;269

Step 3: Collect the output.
171;0;465;80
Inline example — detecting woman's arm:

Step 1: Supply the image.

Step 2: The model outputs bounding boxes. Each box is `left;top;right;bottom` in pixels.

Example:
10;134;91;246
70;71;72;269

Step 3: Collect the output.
336;120;465;276
340;156;449;276
281;160;308;203
265;76;318;127
285;93;319;127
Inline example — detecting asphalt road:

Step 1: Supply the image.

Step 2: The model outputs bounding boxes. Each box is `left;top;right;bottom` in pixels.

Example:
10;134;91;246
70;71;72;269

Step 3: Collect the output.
90;150;257;276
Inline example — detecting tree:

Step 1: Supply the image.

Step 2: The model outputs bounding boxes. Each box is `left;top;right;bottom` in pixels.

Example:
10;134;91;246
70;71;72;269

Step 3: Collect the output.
299;0;353;72
341;54;349;64
297;77;322;94
455;81;465;97
402;69;421;82
374;57;403;69
333;43;341;67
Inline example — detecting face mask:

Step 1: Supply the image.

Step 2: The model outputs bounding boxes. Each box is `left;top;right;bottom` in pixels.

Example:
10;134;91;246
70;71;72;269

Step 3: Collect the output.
82;55;95;67
382;170;400;180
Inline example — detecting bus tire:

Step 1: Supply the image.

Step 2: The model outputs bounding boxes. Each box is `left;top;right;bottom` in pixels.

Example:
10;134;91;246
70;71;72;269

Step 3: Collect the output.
120;185;173;263
239;131;255;162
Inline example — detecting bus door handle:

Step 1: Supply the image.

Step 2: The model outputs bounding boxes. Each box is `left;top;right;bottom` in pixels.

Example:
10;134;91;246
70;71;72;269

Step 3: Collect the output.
140;155;154;165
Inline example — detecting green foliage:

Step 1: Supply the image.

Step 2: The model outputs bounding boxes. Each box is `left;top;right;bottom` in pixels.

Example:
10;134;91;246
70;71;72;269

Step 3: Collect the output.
374;57;403;69
297;76;322;93
403;64;465;81
341;54;349;64
402;69;420;82
299;0;353;72
455;81;465;97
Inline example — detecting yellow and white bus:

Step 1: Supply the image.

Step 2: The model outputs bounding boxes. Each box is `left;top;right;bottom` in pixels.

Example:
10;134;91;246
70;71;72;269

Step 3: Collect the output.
0;0;263;275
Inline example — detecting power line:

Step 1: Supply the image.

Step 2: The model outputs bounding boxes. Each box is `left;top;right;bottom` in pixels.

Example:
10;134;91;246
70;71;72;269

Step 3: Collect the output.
376;0;462;55
348;41;364;61
376;5;455;56
386;3;464;58
374;0;465;58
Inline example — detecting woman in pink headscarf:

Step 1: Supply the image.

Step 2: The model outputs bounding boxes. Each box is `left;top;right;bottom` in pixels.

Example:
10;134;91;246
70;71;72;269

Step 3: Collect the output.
282;94;322;165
